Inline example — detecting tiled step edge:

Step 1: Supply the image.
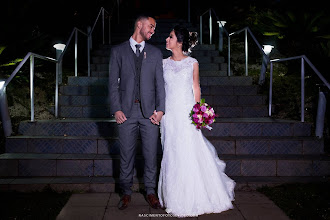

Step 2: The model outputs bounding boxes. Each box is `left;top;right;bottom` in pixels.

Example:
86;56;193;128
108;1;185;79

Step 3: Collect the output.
0;176;329;193
0;153;329;178
6;136;323;155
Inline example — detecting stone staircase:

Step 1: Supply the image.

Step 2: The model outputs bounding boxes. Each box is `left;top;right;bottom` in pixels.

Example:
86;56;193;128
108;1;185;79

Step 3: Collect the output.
1;19;329;192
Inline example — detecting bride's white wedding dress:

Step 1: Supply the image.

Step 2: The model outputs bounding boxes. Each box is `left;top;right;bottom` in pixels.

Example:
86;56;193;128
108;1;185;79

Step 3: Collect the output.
157;56;235;217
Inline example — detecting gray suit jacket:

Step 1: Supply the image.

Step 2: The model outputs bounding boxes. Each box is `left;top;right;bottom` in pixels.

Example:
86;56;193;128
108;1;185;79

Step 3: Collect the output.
108;41;165;118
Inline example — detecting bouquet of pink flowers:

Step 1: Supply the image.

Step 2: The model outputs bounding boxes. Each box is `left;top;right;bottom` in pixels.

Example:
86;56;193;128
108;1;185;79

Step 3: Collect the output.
189;98;216;130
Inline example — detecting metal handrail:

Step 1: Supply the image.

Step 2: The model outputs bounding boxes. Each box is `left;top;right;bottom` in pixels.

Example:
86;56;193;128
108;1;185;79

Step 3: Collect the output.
199;8;231;75
199;9;329;137
229;26;269;82
269;55;330;123
1;7;113;128
199;8;269;78
89;7;111;45
3;52;57;122
199;8;229;45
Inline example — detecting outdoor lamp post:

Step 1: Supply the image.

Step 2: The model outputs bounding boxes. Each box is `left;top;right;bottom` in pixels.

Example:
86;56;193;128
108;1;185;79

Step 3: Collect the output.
53;43;65;118
53;43;66;84
217;21;226;51
0;80;13;136
259;44;274;84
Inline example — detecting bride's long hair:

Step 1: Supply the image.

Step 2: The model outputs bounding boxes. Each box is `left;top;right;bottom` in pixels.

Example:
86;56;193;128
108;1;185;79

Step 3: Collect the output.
173;25;198;55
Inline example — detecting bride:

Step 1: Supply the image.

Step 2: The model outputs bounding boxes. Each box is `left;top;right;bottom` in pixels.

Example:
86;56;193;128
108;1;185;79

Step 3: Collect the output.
157;25;235;217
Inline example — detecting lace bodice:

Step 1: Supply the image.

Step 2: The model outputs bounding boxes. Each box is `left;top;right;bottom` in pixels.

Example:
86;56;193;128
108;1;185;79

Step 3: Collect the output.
162;56;198;115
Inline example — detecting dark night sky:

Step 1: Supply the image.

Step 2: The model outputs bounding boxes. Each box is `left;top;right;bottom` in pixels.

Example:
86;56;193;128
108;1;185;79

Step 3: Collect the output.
1;0;328;41
0;0;329;60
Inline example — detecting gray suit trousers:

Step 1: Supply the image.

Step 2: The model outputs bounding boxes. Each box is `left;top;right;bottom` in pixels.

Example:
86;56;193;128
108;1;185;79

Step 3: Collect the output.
118;103;159;195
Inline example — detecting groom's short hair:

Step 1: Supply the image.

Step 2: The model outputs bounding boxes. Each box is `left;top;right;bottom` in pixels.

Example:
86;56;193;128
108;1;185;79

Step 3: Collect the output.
134;14;155;28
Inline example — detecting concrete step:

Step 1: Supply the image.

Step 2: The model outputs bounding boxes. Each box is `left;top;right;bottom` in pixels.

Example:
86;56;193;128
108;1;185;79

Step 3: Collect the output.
16;118;313;137
192;44;216;50
201;85;259;96
56;106;111;118
91;56;110;64
66;78;258;95
65;76;253;87
55;102;267;118
192;56;225;64
67;76;108;86
59;85;107;96
0;176;328;192
90;70;108;77
190;50;220;57
91;63;108;72
214;106;268;118
199;63;227;71
200;76;253;86
202;94;267;106
6;135;323;156
0;153;329;178
59;95;109;106
58;94;266;107
52;105;268;118
59;89;263;104
91;61;227;72
203;117;313;137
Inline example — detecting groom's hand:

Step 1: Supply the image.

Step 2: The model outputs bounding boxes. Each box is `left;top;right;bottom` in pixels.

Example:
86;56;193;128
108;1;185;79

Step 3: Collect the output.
149;111;164;125
115;111;127;124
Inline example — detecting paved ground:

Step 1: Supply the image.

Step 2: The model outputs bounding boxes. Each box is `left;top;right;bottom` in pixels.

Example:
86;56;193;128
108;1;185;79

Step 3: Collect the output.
56;188;291;220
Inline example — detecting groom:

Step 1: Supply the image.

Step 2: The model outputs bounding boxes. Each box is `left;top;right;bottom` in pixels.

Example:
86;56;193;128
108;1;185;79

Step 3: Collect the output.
108;14;165;210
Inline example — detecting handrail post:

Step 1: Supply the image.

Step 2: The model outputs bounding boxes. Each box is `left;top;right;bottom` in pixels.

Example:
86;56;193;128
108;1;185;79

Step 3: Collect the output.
117;0;120;24
245;28;248;76
102;8;105;44
188;0;191;23
228;36;231;76
55;46;64;84
209;9;212;44
109;15;111;44
218;24;223;51
75;28;78;77
269;62;273;116
30;54;35;122
200;16;203;45
315;91;326;138
55;61;59;118
0;84;13;136
301;57;305;122
87;26;91;77
259;54;268;85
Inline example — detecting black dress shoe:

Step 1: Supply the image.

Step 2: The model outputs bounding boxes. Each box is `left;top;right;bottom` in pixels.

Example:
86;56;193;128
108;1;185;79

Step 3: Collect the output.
118;194;131;210
146;194;161;209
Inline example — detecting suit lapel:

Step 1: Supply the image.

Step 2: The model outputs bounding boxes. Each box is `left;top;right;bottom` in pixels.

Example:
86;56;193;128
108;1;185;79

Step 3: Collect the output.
125;41;136;75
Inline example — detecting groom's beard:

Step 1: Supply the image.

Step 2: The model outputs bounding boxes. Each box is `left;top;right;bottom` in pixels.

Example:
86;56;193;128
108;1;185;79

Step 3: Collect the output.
140;30;154;41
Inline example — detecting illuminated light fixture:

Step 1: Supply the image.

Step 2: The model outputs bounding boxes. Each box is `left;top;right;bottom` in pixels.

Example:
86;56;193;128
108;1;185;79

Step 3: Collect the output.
217;20;226;27
0;81;5;90
53;43;66;51
263;45;274;55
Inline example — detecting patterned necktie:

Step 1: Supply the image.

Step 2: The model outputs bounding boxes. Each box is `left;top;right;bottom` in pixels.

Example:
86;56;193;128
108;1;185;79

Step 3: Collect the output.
135;44;141;57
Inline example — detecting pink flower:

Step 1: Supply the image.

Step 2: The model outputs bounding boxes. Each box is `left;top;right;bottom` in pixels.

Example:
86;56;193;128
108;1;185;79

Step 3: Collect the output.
200;105;207;112
193;106;199;112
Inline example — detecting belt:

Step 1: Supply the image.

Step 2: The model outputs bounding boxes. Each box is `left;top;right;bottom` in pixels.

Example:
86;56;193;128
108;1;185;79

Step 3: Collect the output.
134;99;140;103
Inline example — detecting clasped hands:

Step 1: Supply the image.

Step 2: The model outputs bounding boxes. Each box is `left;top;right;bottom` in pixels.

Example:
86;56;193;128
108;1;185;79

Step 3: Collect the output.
114;110;163;125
